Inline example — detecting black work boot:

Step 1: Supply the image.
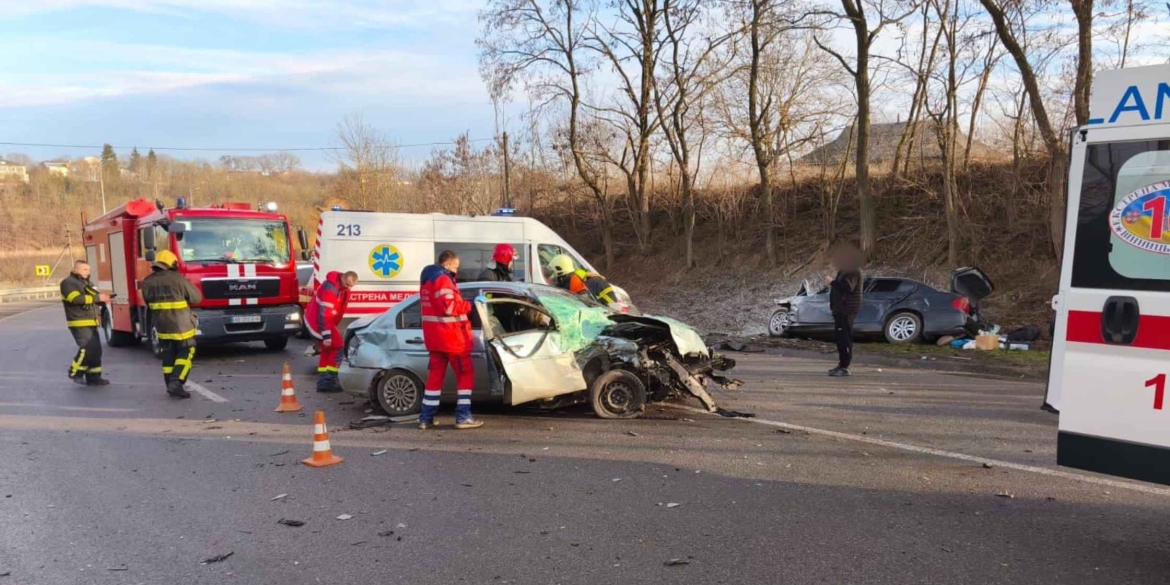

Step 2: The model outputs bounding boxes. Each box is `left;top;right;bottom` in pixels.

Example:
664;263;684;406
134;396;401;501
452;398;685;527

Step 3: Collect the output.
69;373;88;386
316;373;343;393
828;367;851;377
167;380;191;399
86;375;111;386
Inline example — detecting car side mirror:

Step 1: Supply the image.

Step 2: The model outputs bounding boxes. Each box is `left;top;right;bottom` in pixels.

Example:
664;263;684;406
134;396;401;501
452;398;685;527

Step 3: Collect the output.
143;227;156;250
145;250;156;262
167;222;186;234
297;226;309;252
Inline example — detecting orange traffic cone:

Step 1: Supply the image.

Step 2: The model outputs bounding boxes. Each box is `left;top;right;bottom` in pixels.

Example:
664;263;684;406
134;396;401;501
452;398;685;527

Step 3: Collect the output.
302;411;344;468
275;363;303;413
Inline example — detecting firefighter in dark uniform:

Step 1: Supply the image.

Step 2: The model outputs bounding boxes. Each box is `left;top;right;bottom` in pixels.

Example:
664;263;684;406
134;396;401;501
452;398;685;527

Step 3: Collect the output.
478;244;516;282
61;260;110;386
141;250;203;398
548;254;618;306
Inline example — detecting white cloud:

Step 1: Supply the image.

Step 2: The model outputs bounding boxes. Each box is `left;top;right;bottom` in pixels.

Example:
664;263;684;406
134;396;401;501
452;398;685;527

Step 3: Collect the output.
0;40;486;108
0;0;482;30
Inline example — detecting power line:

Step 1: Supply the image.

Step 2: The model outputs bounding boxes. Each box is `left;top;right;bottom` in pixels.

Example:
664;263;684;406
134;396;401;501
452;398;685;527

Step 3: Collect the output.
0;138;496;153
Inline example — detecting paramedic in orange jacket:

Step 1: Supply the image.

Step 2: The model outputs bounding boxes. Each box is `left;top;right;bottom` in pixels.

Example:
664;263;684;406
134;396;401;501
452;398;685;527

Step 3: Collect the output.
418;251;483;430
304;270;357;392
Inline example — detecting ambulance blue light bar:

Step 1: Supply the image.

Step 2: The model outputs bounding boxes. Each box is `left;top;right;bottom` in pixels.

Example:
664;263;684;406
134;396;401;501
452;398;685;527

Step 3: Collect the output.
492;207;517;216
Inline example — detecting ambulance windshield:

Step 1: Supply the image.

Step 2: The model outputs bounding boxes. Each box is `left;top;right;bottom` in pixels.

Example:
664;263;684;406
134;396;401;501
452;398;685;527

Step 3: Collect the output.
176;219;291;265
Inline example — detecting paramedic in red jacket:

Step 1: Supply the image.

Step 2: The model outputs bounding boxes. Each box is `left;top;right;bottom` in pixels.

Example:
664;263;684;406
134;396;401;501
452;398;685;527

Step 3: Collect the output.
419;251;483;430
304;270;357;392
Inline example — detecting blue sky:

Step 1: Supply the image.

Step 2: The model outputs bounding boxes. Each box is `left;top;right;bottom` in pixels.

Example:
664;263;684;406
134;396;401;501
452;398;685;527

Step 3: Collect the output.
0;0;495;169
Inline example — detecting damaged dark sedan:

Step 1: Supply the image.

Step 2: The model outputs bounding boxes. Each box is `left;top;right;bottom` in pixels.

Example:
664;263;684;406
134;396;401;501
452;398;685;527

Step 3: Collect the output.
340;282;739;419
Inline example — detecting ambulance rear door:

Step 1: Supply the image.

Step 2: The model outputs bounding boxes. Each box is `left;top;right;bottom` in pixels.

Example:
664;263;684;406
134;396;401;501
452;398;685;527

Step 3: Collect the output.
1050;112;1170;485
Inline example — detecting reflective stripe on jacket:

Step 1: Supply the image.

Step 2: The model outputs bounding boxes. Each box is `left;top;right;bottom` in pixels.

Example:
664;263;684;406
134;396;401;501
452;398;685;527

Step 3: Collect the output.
60;273;102;328
141;268;203;340
568;269;617;305
304;271;350;341
420;265;472;354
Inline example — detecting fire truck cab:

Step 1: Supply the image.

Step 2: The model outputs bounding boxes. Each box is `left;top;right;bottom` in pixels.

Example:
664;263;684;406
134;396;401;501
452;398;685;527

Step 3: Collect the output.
82;198;304;354
1047;63;1170;485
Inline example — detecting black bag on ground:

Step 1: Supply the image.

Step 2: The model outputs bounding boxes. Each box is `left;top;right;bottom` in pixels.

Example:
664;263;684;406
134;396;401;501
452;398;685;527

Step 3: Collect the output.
1006;325;1040;343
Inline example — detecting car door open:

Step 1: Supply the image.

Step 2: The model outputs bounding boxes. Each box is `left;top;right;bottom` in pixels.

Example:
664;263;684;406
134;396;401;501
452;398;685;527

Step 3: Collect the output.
474;296;587;405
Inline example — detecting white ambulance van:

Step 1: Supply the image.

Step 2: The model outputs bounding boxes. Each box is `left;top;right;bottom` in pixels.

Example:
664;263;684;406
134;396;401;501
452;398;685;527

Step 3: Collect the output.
308;209;630;322
1047;63;1170;485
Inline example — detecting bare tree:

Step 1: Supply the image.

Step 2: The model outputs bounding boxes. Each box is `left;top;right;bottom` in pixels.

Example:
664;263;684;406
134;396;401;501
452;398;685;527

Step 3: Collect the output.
584;0;666;251
332;114;400;210
653;0;733;269
977;0;1073;255
815;0;920;259
479;0;619;268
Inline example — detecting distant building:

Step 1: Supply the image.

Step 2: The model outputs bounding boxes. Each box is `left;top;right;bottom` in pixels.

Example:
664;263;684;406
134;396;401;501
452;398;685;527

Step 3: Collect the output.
800;121;999;166
42;161;70;178
0;160;29;183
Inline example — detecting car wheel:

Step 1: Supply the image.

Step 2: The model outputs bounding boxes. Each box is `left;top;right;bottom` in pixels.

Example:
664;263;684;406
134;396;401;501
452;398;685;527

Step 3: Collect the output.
374;369;423;416
590;369;646;419
264;337;289;351
768;308;791;338
884;312;923;344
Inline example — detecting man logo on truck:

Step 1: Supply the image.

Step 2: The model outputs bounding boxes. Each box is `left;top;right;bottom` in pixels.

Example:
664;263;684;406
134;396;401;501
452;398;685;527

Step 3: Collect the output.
369;245;404;278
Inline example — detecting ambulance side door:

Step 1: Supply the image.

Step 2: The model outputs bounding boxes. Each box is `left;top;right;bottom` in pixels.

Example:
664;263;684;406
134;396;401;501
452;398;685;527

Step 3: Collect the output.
1052;128;1170;486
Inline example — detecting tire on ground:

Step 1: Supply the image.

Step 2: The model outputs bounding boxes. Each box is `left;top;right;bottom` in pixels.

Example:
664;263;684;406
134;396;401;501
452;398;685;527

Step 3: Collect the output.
589;369;647;419
373;369;424;416
264;337;290;351
884;312;923;344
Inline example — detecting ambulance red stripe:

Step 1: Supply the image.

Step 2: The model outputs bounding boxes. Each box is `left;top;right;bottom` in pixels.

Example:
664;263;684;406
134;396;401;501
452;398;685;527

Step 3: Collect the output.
1065;310;1170;351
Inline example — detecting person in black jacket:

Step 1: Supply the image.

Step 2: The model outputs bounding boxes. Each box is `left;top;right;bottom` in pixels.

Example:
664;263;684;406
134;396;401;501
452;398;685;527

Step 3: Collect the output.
825;244;863;377
478;244;516;282
60;260;110;386
141;250;203;398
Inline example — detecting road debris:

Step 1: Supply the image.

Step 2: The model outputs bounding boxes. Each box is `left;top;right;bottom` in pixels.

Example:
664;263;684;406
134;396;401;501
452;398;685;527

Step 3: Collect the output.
277;518;305;527
336;514;354;520
200;552;234;565
982;463;994;469
349;415;393;430
378;530;395;537
270;494;288;501
627;431;640;437
268;450;289;457
351;541;367;546
666;503;680;508
664;558;691;566
611;478;622;482
107;566;128;571
996;492;1015;499
371;450;388;456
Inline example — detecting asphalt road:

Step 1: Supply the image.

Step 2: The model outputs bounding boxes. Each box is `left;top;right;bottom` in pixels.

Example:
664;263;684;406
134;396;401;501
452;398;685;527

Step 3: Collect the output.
1;302;1168;584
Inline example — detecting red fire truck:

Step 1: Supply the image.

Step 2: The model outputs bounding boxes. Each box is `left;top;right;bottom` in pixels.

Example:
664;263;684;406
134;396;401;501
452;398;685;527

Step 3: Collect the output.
82;198;308;354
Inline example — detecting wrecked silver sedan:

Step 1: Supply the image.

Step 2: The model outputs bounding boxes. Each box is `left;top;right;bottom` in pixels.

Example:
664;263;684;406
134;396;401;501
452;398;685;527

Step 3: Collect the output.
340;282;738;419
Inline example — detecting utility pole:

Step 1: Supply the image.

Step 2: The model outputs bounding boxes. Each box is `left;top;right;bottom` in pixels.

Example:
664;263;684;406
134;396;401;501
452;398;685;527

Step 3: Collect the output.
501;131;512;208
98;166;108;214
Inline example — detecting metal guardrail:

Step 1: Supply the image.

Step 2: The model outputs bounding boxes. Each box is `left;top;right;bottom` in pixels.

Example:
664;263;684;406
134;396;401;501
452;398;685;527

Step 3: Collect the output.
0;286;57;303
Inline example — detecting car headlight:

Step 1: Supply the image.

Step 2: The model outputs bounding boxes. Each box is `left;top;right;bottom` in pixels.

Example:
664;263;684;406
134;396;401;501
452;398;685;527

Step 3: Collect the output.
287;311;301;322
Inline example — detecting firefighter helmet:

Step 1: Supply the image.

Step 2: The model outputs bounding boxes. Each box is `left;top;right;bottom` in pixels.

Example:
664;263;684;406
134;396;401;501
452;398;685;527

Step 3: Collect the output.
493;243;516;266
548;254;575;277
154;250;179;269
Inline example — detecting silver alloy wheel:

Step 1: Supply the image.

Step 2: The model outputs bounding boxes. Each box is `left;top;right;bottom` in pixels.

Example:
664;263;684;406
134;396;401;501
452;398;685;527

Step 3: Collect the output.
381;374;419;413
888;315;918;342
769;310;790;336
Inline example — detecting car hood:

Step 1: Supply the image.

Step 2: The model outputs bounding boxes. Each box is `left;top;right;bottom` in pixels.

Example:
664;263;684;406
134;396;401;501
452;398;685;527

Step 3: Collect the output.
606;314;710;357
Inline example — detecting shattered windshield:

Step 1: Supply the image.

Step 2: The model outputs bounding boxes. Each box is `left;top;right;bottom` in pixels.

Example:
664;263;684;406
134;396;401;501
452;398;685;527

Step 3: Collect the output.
533;287;617;353
176;219;291;264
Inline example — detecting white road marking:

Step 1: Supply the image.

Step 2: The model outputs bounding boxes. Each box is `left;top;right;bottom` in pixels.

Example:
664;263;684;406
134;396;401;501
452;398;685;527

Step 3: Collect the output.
186;382;228;403
0;402;138;413
673;405;1170;498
